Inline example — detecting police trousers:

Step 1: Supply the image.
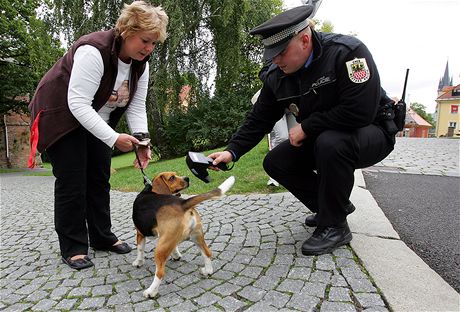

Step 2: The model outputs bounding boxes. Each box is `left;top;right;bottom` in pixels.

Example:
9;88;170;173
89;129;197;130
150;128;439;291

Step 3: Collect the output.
46;127;118;259
263;124;394;227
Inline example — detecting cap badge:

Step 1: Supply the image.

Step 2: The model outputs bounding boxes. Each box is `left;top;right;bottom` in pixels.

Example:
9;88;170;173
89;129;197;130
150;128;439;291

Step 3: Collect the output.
289;103;300;117
346;58;370;83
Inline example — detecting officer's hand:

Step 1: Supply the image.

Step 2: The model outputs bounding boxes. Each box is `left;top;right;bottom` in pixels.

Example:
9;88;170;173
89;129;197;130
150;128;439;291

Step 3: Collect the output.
289;124;307;147
115;133;139;152
208;151;232;171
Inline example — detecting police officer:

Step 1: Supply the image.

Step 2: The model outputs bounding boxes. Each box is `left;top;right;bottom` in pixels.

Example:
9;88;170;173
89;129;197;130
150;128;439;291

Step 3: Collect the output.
209;5;397;255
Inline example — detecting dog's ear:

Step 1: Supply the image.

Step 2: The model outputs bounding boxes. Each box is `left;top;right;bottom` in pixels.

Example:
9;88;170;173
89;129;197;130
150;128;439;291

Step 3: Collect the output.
152;174;172;194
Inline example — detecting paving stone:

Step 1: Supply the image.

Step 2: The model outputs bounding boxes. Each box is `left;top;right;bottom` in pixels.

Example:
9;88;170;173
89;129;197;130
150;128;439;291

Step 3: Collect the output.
81;277;105;287
106;292;133;306
217;296;247;312
265;264;291;278
133;300;163;312
67;286;92;297
277;279;305;293
237;285;266;302
316;254;336;271
286;292;319;310
287;266;312;279
92;284;114;296
156;293;184;308
347;278;376;292
244;301;279;312
53;298;78;310
2;303;34;312
78;297;106;309
24;290;48;302
49;286;70;300
240;265;263;278
192;292;220;306
301;281;327;298
30;299;57;311
309;270;332;283
229;275;253;287
252;275;281;291
328;286;351;302
114;303;135;312
354;292;386;308
262;290;291;308
212;282;241;296
169;300;198;312
362;306;390;312
321;301;356;311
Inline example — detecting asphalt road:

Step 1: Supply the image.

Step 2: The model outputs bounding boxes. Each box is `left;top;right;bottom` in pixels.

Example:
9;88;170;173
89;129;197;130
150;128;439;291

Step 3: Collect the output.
362;171;460;293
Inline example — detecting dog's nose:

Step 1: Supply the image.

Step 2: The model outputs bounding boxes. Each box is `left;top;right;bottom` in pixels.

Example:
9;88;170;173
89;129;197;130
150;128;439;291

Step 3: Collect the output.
184;176;190;183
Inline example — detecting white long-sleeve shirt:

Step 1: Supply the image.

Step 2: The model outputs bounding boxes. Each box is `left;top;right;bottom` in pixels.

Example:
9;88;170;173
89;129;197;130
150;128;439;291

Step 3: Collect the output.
68;45;149;147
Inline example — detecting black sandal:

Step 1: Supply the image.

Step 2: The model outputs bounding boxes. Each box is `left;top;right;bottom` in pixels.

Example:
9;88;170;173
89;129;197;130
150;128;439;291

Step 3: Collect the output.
94;242;132;254
62;256;94;270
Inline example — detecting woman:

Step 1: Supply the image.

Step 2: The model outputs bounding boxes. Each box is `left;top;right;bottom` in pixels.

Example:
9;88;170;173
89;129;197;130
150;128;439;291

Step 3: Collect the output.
28;1;169;270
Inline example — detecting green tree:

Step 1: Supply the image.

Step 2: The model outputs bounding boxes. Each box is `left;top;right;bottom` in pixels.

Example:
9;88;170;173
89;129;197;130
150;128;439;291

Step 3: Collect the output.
410;102;435;126
0;0;64;114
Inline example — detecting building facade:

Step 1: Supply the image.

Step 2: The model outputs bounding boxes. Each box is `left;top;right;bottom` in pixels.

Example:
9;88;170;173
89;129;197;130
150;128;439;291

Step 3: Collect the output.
435;85;460;138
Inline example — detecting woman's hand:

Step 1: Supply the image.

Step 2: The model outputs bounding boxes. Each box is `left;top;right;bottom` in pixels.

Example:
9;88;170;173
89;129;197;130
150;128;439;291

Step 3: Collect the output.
133;145;152;169
114;133;139;152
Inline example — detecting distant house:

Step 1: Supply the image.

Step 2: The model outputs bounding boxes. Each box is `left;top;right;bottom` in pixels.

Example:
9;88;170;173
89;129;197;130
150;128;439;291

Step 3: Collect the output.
435;84;460;137
434;61;459;137
0;111;33;168
397;108;432;138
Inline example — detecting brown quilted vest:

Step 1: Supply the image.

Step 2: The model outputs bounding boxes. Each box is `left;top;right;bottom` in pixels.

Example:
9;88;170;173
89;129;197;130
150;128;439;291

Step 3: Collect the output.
28;29;149;153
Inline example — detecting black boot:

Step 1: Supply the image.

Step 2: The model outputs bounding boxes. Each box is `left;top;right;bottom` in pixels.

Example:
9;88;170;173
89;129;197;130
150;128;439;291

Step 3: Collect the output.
301;221;352;256
304;203;356;227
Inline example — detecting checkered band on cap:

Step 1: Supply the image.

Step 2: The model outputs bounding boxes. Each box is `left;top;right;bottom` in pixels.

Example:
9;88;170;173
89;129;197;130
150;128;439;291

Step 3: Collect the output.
262;19;309;48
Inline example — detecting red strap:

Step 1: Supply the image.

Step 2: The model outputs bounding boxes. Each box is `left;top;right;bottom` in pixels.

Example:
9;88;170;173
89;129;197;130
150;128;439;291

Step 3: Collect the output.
28;111;42;168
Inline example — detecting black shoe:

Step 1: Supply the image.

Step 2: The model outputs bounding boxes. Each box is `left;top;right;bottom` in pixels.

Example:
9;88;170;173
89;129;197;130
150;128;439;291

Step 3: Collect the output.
304;203;356;227
62;256;94;270
301;222;352;256
95;242;132;254
304;214;318;227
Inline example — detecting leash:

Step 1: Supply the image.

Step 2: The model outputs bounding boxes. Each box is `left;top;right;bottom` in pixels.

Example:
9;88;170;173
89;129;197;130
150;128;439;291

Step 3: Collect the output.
133;143;152;186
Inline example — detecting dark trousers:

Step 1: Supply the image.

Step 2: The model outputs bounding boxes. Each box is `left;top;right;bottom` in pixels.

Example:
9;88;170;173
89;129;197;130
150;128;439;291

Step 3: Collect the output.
47;127;117;258
263;124;394;227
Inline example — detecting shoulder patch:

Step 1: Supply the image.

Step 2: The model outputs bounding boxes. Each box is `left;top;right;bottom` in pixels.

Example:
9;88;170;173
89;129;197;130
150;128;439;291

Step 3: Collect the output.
346;58;370;83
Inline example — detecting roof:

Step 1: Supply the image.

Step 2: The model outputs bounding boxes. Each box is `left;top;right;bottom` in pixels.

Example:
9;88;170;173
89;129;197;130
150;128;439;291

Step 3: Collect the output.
437;84;460;100
405;108;432;127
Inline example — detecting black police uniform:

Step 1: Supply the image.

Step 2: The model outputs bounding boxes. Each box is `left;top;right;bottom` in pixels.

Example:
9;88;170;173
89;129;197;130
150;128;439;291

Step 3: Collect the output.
225;6;396;253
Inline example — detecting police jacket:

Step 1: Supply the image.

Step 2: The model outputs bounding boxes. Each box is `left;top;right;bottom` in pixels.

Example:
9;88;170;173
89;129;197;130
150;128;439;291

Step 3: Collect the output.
28;29;149;153
226;30;395;161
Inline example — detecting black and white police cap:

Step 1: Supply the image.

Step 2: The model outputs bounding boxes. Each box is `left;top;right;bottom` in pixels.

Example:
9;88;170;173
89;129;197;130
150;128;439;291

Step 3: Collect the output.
250;5;314;60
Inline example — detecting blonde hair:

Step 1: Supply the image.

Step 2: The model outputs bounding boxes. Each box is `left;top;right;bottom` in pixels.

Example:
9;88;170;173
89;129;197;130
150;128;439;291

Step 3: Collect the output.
115;1;169;43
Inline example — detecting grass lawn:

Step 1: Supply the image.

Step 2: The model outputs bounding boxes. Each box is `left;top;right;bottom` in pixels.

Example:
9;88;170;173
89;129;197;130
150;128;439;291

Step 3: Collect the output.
20;136;287;195
110;138;287;195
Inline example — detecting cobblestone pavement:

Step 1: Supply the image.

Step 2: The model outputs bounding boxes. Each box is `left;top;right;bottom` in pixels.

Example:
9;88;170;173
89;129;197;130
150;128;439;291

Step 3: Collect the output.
0;175;388;312
368;137;459;176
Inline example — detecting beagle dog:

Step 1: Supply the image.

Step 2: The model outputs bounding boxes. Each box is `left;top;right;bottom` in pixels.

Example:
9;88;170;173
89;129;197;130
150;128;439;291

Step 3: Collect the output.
132;172;235;298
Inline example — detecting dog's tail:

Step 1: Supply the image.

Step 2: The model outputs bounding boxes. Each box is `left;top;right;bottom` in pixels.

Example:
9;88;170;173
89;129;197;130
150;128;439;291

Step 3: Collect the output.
181;176;235;211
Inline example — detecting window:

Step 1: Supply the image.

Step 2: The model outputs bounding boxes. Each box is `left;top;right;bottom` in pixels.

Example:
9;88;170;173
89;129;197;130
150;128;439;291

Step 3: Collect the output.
448;121;457;128
451;105;458;114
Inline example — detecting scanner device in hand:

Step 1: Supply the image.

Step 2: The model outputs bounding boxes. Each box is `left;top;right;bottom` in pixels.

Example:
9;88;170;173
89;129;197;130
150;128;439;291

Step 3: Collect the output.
185;151;229;183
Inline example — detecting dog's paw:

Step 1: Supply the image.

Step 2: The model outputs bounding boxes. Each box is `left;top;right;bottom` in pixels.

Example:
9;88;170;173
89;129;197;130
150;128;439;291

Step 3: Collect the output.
132;259;145;267
171;248;182;261
200;266;213;276
143;288;158;299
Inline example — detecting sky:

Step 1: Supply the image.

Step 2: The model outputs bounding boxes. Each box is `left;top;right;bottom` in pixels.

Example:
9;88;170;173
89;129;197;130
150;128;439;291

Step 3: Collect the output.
283;0;460;113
